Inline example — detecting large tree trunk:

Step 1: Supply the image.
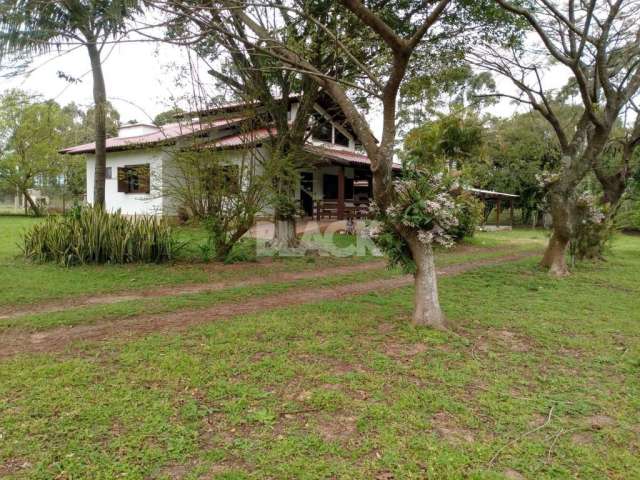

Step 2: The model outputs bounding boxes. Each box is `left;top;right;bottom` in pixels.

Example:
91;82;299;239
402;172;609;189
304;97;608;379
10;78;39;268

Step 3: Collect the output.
271;216;298;250
86;41;108;208
540;191;572;276
407;234;446;329
540;233;570;275
270;169;300;250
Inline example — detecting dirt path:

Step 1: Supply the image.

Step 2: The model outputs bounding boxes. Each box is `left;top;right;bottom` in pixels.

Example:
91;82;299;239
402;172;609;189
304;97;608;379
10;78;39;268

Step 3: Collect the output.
0;244;512;321
0;252;537;359
0;261;387;321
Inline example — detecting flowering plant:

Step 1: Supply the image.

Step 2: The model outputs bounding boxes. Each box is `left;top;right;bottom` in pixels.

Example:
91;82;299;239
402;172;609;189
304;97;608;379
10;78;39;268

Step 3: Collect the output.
369;167;481;272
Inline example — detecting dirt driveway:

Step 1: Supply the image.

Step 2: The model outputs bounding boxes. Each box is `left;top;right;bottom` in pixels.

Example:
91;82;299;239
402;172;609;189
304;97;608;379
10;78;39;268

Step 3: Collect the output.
0;252;537;359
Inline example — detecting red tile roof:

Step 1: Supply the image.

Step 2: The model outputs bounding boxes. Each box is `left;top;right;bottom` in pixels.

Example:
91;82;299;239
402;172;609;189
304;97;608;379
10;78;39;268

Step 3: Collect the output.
60;117;246;154
204;128;401;170
303;144;401;170
205;129;373;166
206;127;276;148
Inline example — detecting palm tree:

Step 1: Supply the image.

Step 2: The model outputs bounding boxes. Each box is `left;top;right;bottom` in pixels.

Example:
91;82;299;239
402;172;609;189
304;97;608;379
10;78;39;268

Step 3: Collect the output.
0;0;144;207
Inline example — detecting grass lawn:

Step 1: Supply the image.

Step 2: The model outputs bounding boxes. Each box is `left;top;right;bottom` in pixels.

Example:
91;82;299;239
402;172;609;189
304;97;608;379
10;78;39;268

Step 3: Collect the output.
1;216;638;479
0;216;544;308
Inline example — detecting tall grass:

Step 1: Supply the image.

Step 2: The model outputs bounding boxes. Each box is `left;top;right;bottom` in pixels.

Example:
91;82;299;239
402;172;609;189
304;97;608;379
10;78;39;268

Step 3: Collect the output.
22;207;176;266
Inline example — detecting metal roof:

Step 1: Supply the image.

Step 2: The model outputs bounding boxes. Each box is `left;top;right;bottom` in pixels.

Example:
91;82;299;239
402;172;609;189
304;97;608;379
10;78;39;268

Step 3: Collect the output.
59;117;246;155
468;188;519;199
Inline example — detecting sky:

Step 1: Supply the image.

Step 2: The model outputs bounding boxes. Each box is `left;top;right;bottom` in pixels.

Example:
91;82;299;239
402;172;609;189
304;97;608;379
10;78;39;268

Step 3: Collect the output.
1;36;570;139
2;40;204;124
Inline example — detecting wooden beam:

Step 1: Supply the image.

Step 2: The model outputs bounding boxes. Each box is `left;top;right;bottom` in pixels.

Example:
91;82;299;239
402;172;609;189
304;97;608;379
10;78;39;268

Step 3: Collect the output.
496;199;501;226
510;199;514;226
337;167;345;220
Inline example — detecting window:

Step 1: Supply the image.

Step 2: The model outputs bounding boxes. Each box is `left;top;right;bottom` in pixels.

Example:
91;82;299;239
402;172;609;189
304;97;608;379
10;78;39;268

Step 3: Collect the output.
323;174;338;199
334;128;350;147
311;113;333;143
105;167;113;179
118;164;150;194
345;178;354;199
311;112;351;147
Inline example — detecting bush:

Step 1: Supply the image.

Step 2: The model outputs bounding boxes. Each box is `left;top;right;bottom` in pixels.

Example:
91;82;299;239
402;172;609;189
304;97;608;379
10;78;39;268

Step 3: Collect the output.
570;193;613;261
22;206;176;266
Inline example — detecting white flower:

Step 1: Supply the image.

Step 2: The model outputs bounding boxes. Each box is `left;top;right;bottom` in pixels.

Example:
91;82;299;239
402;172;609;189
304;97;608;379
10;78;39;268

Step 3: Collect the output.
418;230;434;244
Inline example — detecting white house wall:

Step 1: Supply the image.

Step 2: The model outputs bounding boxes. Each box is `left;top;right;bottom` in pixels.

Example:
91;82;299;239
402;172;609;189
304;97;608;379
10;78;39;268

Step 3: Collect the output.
85;149;169;215
86;142;359;217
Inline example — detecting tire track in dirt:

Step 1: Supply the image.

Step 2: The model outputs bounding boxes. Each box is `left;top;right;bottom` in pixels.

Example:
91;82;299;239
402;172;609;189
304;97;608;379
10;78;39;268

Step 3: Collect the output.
0;261;387;321
0;244;505;321
0;252;538;359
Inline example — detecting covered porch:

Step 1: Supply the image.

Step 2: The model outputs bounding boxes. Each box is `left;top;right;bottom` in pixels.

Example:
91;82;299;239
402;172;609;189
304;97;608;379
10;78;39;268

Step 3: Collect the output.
469;188;519;229
299;145;400;221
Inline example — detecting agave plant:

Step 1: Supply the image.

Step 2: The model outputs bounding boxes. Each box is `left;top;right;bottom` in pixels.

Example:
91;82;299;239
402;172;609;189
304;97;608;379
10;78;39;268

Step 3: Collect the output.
22;206;176;266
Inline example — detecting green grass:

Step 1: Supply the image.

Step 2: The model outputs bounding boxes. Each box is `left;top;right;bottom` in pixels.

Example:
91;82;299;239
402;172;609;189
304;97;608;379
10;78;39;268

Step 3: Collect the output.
0;216;543;308
0;223;638;478
0;217;373;307
0;267;399;332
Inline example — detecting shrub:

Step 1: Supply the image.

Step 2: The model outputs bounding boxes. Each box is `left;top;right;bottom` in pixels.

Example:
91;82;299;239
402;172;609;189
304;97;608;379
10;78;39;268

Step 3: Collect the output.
22;206;176;266
570;192;613;261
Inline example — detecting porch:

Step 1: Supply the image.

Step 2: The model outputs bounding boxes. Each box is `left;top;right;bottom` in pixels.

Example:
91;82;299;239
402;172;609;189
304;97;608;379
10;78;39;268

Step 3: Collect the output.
299;145;393;221
298;163;375;221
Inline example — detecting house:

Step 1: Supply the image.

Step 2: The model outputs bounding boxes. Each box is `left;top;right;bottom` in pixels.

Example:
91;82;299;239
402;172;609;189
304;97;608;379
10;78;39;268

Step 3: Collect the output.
60;95;400;219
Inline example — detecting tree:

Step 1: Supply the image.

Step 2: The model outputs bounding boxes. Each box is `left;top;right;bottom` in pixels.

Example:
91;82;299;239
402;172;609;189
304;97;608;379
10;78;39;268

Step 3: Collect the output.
476;0;640;275
177;0;516;328
0;0;144;208
572;111;640;259
478;111;561;225
399;66;497;134
593;112;640;216
0;91;68;215
62;101;121;143
404;111;486;172
164;0;351;249
153;107;185;126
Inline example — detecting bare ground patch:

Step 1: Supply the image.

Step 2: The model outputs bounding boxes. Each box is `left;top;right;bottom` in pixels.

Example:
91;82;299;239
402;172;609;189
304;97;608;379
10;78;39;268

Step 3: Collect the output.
503;468;526;479
315;414;358;441
431;411;476;444
588;414;615;430
0;252;538;359
0;458;32;477
472;328;536;355
383;342;429;359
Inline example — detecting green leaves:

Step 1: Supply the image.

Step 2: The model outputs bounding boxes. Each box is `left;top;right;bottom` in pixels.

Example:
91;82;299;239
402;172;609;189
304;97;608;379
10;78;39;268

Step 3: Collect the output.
0;0;144;61
22;206;176;266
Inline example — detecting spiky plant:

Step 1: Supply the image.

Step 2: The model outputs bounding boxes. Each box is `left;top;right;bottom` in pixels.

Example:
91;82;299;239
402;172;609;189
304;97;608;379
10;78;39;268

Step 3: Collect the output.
23;207;176;266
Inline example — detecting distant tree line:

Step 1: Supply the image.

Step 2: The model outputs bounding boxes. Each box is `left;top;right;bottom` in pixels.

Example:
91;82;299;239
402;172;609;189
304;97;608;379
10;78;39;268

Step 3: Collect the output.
0;89;120;215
